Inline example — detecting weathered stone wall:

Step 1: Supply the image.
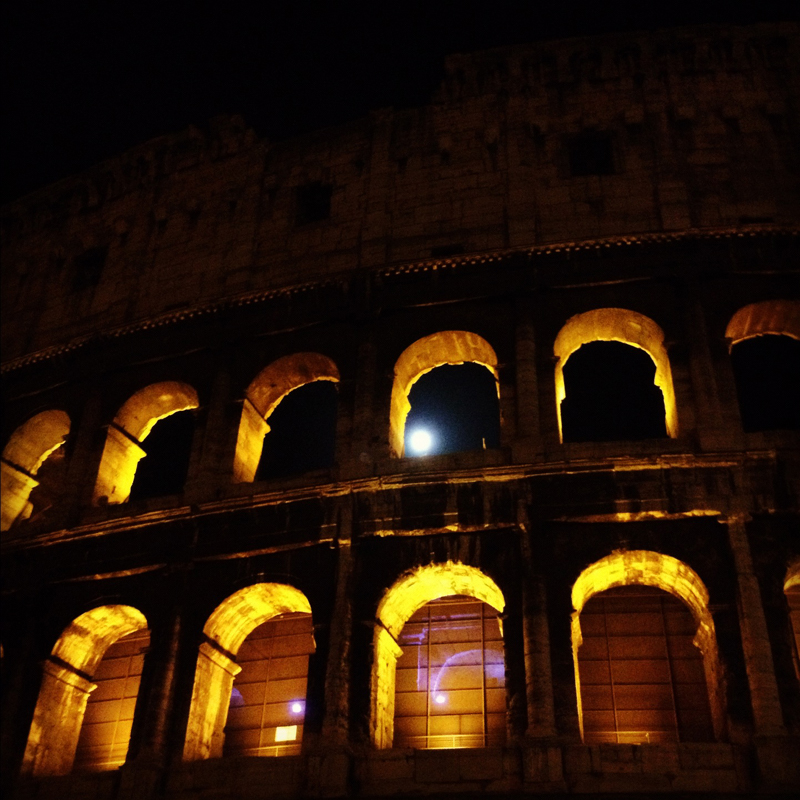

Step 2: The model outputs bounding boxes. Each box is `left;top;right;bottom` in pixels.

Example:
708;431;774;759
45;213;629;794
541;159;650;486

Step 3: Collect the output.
2;24;798;362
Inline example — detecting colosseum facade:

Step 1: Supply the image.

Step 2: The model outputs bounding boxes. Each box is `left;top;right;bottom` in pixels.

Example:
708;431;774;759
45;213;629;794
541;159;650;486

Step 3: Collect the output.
2;22;799;800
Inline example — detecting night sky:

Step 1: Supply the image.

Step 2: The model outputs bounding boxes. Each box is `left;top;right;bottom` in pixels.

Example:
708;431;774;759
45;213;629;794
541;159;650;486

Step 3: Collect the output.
2;0;795;205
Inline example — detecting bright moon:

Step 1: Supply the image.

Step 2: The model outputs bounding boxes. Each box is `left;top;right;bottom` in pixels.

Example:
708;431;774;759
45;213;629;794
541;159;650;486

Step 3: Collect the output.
409;428;433;454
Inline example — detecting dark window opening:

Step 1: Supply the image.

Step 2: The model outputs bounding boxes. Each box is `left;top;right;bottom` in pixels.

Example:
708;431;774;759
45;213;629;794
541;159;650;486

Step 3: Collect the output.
731;334;800;431
129;410;195;501
561;341;667;442
578;585;714;744
256;381;338;480
568;132;615;177
72;246;108;292
405;363;500;456
296;182;332;225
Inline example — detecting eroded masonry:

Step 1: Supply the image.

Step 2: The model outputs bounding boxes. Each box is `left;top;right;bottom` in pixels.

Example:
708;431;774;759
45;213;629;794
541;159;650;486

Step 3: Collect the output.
2;22;799;800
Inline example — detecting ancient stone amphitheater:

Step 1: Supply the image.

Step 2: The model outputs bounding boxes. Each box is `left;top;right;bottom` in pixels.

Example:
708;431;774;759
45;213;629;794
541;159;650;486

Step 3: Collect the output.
1;21;799;800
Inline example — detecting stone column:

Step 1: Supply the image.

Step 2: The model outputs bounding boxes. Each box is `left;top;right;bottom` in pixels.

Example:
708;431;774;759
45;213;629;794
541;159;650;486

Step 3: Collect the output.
346;324;379;477
726;514;785;737
513;300;541;462
519;504;556;738
321;499;354;745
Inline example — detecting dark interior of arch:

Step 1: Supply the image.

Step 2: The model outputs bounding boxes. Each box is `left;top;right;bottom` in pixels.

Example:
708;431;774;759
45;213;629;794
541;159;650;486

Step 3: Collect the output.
129;410;195;500
23;445;67;524
561;341;667;442
405;362;501;456
730;334;800;432
257;380;338;480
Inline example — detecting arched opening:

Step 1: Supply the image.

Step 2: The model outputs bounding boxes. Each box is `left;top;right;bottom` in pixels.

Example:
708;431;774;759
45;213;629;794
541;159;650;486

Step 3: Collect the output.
371;561;505;749
554;309;677;443
233;353;339;483
404;363;501;456
256;382;338;479
726;301;800;432
394;595;506;749
93;382;199;505
1;410;70;531
22;605;149;776
223;612;314;756
183;583;313;761
390;332;500;458
571;551;723;743
560;341;667;442
576;585;713;743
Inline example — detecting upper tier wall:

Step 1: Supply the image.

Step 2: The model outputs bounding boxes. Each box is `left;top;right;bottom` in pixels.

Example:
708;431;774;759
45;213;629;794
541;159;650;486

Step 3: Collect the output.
2;23;798;362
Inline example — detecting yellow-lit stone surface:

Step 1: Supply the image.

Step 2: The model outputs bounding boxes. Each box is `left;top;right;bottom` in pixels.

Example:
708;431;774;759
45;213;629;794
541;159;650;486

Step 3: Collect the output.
93;382;198;504
371;562;505;748
725;299;800;345
183;583;312;760
233;353;339;483
390;332;498;457
553;309;677;441
22;605;148;777
571;551;724;741
1;410;70;531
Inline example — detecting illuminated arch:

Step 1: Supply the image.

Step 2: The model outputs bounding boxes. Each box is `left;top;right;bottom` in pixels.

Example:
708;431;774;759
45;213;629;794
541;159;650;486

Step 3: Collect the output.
786;561;800;682
93;381;199;504
725;300;800;345
389;331;499;457
183;583;313;760
233;353;340;482
22;605;148;777
571;551;723;740
553;309;677;442
1;410;70;531
371;561;505;748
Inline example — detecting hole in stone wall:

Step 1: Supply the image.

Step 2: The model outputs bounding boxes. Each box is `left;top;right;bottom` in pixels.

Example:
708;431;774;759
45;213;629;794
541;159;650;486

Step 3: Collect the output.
256;381;338;480
72;246;108;292
128;410;195;501
73;628;150;772
568;132;615;176
394;595;506;750
404;363;500;456
223;611;313;757
731;334;800;431
577;585;714;744
296;182;332;225
561;341;667;442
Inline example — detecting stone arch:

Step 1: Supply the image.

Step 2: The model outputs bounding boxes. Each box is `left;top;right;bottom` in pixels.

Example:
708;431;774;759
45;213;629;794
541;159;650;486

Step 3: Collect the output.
725;300;800;345
553;309;678;441
371;561;505;748
1;410;70;531
93;381;199;504
571;550;724;741
389;331;499;457
233;353;340;482
785;560;800;682
22;605;148;776
183;583;313;761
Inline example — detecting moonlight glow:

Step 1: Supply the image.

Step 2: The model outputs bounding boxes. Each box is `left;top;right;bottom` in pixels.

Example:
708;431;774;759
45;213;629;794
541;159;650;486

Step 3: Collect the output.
408;428;433;455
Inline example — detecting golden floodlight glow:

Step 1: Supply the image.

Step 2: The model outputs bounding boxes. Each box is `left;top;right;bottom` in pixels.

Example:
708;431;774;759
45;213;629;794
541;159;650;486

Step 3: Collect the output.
183;583;313;761
370;561;504;748
725;299;800;347
22;605;148;777
233;353;340;482
390;331;499;458
1;410;70;531
93;381;199;505
553;308;678;442
570;550;724;741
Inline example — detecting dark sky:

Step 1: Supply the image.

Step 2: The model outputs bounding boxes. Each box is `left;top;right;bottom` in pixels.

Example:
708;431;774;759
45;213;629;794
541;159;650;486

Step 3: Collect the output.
1;0;795;204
